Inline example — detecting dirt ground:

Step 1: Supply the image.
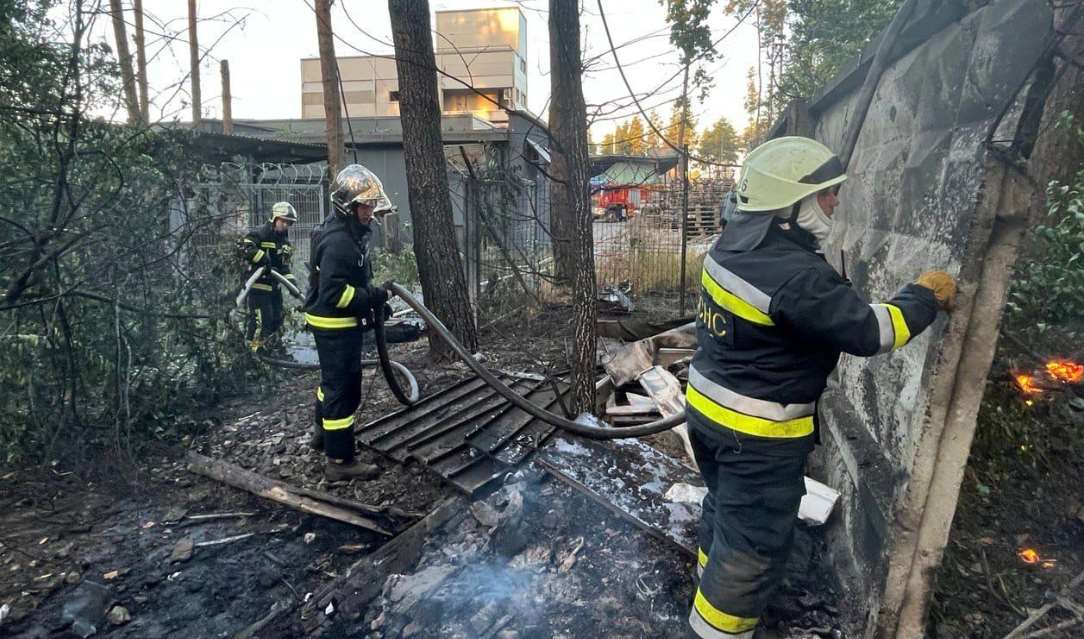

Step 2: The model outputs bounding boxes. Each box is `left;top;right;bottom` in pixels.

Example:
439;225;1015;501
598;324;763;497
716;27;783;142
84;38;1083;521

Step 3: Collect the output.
929;339;1084;638
1;310;843;638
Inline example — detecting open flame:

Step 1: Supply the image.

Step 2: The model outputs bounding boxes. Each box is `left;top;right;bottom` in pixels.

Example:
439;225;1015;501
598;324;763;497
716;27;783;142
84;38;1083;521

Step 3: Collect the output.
1045;359;1084;384
1015;373;1041;395
1018;548;1057;569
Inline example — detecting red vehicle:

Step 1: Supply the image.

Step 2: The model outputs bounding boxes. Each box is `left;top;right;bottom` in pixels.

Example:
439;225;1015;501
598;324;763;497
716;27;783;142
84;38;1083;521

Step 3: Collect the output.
594;186;642;221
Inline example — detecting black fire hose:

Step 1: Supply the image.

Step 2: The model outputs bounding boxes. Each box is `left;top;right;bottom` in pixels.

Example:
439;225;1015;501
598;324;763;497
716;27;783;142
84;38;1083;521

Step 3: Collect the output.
384;281;686;440
371;302;417;405
246;279;420;404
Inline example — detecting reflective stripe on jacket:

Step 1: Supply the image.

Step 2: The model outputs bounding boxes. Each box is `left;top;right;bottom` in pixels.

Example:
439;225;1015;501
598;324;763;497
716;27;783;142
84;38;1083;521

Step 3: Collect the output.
241;222;295;292
687;220;938;454
302;215;373;331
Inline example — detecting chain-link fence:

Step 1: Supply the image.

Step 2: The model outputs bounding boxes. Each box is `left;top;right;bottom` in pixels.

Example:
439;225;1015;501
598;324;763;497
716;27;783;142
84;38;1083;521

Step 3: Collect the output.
173;162;327;285
593;177;734;315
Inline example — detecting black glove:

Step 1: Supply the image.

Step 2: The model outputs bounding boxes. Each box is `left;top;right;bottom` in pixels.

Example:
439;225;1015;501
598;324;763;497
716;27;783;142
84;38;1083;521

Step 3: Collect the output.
382;303;393;322
366;285;389;310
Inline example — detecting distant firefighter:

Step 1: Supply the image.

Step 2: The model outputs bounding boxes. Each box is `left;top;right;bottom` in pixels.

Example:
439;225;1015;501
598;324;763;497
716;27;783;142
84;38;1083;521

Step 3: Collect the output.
239;201;298;351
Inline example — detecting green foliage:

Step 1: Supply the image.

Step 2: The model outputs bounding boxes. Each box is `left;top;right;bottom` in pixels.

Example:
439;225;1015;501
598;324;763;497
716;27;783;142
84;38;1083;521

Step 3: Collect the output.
697;116;740;164
776;0;904;102
0;1;261;461
660;0;718;100
1006;115;1084;332
373;246;420;289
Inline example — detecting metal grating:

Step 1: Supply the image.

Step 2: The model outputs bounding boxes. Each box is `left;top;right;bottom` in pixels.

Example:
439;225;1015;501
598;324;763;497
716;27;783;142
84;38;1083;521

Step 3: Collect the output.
358;374;569;495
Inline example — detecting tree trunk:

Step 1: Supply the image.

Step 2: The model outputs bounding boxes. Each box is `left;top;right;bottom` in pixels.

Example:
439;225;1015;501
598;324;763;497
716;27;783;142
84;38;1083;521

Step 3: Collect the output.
548;0;596;414
547;4;580;284
314;0;344;177
187;0;201;125
134;0;149;123
388;0;479;361
108;0;140;124
220;60;233;135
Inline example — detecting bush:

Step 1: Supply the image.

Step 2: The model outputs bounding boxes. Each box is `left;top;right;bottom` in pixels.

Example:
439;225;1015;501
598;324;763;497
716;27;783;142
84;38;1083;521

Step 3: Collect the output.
1005;114;1084;337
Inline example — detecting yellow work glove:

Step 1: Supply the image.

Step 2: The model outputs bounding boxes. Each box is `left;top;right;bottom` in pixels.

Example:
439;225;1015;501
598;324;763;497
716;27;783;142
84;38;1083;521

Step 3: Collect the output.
915;271;957;312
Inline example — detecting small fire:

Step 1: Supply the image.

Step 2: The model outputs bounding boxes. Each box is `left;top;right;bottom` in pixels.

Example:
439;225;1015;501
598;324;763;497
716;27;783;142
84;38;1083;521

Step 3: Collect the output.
1018;548;1057;569
1015;373;1041;395
1045;359;1084;384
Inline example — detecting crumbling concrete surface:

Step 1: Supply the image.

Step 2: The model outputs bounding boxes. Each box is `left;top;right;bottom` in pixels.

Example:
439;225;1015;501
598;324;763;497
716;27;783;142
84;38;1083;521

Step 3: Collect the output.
779;0;1059;636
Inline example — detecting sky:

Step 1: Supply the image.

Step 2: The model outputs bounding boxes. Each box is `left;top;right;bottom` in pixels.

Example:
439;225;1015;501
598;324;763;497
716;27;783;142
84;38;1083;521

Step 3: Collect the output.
90;0;761;140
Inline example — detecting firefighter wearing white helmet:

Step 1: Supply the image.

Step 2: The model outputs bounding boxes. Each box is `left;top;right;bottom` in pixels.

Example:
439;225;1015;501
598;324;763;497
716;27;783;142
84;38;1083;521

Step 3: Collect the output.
686;137;958;639
302;164;393;482
238;201;298;350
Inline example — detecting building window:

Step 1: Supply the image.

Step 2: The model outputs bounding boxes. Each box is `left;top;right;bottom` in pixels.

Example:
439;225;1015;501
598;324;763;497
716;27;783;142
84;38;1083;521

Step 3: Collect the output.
389;91;399;102
520;58;526;73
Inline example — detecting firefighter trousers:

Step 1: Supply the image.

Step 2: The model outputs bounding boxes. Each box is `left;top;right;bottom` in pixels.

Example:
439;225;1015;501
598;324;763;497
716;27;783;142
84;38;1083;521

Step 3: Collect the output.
687;427;807;639
312;327;363;461
246;290;284;344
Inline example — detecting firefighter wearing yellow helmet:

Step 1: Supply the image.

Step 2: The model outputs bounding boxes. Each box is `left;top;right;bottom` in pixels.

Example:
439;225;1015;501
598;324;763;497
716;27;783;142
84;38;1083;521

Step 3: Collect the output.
686;137;957;639
239;201;299;350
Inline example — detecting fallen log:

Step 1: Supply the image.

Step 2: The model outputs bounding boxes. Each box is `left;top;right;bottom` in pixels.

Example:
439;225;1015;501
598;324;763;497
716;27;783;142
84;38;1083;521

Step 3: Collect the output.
186;452;392;536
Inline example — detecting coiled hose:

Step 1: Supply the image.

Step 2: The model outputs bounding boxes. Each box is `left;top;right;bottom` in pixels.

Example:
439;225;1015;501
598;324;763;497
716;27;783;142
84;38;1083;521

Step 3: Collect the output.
384;281;686;440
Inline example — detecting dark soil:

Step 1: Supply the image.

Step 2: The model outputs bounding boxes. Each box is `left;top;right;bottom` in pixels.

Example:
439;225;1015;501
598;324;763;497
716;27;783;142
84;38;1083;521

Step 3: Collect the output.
1;308;843;639
929;347;1084;638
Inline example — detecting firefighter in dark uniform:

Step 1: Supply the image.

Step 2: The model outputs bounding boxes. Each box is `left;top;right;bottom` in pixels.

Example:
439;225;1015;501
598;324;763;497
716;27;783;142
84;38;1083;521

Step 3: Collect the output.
240;202;299;350
304;164;393;481
686;137;958;639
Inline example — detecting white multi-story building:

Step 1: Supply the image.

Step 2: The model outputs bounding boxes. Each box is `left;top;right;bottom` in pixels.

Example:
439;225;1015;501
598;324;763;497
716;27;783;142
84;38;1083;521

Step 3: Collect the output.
299;7;528;125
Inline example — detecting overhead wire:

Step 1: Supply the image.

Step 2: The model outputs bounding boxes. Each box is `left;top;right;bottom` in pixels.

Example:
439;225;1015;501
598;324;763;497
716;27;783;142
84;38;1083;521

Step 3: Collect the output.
595;0;757;168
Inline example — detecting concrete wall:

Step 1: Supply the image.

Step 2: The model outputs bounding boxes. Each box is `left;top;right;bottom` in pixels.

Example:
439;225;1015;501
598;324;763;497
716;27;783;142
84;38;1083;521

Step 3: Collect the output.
784;1;1056;636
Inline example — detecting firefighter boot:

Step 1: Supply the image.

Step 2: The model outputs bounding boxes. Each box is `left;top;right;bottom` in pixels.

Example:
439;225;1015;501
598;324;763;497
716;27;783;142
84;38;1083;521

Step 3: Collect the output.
325;459;379;482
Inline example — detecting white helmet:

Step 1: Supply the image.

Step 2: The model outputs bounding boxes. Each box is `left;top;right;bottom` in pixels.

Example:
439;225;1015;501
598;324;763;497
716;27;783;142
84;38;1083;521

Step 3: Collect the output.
736;137;847;213
270;201;298;223
330;164;393;217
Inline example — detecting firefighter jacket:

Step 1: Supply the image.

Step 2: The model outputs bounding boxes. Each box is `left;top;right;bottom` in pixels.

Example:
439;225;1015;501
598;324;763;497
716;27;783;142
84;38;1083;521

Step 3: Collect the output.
687;219;939;456
241;222;296;293
302;215;374;331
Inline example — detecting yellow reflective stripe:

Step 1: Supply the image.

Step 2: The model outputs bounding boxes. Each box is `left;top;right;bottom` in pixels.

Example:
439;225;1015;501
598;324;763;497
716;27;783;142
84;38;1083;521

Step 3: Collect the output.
285;273;297;280
242;238;256;245
701;268;774;327
322;415;354;431
686;386;813;439
885;304;910;350
336;284;356;309
693;590;758;635
251;283;273;291
251;249;266;263
260;241;277;249
698;547;708;568
304;313;358;329
316;387;324;402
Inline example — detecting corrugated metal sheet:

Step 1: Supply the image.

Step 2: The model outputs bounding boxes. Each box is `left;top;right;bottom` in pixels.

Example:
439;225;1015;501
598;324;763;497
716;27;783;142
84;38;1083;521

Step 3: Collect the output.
358;374;568;495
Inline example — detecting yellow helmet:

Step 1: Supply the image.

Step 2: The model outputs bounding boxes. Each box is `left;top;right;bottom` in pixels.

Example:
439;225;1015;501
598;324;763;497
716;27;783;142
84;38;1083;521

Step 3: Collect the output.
736;137;847;212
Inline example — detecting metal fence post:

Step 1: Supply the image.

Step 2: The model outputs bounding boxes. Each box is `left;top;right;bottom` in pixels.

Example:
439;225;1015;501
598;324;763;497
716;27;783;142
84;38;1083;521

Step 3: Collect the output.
678;144;690;317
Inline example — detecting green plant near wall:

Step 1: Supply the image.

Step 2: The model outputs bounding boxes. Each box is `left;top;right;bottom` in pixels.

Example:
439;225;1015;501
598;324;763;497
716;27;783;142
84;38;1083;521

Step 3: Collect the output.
373;247;420;289
1006;114;1084;333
